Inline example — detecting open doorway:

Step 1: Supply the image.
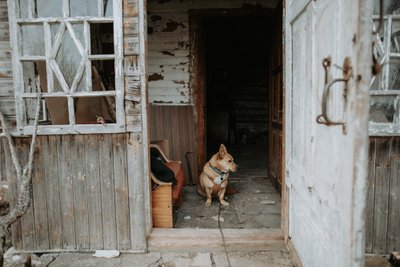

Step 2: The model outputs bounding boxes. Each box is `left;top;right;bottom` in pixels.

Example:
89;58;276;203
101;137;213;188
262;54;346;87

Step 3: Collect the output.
172;10;283;229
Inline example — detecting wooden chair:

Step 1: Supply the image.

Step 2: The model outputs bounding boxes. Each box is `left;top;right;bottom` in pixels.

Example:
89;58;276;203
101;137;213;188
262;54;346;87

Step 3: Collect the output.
150;143;185;228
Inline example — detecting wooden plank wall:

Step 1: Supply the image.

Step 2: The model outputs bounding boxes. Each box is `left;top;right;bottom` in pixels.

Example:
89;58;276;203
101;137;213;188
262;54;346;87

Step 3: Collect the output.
147;0;279;105
1;134;132;251
366;137;400;254
0;0;15;124
149;104;198;184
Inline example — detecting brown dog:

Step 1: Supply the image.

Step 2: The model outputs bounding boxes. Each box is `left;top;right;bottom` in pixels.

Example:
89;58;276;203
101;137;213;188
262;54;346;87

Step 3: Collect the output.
197;144;239;207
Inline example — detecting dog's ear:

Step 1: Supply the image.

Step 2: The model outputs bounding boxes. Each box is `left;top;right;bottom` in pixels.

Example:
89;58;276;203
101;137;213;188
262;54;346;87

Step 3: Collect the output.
218;144;227;159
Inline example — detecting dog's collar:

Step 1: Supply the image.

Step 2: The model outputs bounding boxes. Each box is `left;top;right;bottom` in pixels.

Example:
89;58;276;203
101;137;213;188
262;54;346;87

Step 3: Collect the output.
209;163;228;176
208;163;229;185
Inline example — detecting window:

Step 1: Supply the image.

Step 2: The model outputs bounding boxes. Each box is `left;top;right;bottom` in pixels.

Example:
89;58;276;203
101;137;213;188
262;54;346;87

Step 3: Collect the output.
369;14;400;135
8;0;124;135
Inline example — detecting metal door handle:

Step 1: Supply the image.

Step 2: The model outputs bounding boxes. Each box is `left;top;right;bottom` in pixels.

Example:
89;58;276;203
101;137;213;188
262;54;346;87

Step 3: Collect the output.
316;57;352;134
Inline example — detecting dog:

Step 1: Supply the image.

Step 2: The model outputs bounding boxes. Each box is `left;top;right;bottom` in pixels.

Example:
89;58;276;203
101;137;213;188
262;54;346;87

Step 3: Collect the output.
197;144;239;207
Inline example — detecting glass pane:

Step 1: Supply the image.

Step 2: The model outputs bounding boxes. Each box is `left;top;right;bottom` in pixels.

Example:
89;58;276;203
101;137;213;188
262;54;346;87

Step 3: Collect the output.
104;0;113;17
70;0;98;17
90;23;114;54
51;23;85;89
19;25;45;56
17;0;30;18
391;20;400;54
369;95;400;124
92;59;115;91
388;57;400;90
22;61;46;93
24;97;69;125
36;0;63;18
75;96;116;124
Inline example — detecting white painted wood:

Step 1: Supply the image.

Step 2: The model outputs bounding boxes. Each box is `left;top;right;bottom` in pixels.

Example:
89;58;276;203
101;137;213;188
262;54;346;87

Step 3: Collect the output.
113;0;125;132
147;0;277;105
285;0;373;266
7;0;125;135
138;0;152;238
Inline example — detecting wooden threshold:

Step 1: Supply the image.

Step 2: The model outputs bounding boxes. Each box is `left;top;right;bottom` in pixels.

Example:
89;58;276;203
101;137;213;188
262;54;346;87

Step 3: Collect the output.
148;228;285;253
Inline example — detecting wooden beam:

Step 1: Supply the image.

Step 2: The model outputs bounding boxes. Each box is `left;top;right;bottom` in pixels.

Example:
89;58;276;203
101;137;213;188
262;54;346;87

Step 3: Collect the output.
148;228;286;253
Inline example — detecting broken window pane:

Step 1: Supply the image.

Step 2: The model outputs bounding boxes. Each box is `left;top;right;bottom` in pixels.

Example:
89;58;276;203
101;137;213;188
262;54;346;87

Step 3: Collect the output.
24;97;70;125
19;24;45;56
92;59;115;91
369;95;400;124
90;23;114;54
22;61;46;93
70;0;98;17
75;96;116;124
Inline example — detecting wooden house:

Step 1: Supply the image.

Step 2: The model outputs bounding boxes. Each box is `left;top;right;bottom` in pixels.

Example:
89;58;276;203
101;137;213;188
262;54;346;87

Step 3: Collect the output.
0;0;397;266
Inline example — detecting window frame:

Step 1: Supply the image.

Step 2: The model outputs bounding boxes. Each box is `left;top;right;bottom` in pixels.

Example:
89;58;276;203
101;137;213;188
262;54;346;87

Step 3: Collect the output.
7;0;125;135
369;15;400;136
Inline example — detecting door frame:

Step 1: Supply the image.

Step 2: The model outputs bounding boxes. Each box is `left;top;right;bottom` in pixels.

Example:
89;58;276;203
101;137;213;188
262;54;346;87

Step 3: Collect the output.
189;8;275;175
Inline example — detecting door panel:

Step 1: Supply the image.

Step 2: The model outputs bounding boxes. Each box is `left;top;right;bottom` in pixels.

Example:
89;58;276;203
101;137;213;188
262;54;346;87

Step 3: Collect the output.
285;0;373;266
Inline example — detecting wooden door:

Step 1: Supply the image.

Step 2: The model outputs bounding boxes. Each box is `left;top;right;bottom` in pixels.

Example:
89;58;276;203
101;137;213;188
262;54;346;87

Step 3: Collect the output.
284;0;373;266
269;4;283;189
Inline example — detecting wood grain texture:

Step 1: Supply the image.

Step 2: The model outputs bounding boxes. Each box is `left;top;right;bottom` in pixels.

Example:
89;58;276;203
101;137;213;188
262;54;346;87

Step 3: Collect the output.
387;138;400;252
71;135;90;249
373;138;391;253
43;136;63;249
113;133;131;250
149;105;198;184
365;138;376;253
99;134;117;249
151;185;173;228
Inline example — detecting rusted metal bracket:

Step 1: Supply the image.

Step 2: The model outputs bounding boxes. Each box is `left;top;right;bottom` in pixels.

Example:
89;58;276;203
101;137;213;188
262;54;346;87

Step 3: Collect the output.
373;0;384;34
316;57;352;134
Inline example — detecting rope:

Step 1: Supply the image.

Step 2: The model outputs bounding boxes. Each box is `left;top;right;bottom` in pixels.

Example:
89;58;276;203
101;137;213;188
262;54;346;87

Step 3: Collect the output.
218;203;231;267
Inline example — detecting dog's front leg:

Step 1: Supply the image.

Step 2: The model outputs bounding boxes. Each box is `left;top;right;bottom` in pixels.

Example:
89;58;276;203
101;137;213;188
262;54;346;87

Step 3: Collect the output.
205;187;213;207
218;187;229;206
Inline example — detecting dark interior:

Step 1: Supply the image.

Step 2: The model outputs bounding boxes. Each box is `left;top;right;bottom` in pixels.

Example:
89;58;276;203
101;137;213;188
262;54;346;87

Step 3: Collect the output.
204;15;270;175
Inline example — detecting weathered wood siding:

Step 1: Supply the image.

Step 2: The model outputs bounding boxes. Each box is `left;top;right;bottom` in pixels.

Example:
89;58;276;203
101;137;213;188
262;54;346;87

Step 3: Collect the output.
0;0;14;124
147;0;279;105
2;134;132;251
366;137;400;254
149;104;198;183
0;0;150;252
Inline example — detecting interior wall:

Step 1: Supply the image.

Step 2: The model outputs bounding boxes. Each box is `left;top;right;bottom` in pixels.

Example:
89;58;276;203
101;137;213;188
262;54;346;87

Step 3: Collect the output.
147;0;280;105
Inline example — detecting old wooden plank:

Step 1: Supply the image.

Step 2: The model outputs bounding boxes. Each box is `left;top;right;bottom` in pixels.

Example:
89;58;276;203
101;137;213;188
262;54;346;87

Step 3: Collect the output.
0;138;4;182
31;136;50;250
71;135;90;249
365;138;376;253
127;133;146;251
16;138;36;250
85;135;104;249
113;134;130;250
388;137;400;252
148;228;285;252
124;36;139;55
123;0;138;18
58;135;76;249
3;137;22;249
43;135;62;249
99;134;117;249
373;137;392;253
